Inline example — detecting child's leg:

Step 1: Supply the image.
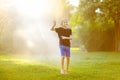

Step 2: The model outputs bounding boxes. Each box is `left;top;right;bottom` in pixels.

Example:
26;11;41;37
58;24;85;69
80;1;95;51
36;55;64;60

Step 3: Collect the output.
66;46;70;74
61;56;65;70
66;57;70;72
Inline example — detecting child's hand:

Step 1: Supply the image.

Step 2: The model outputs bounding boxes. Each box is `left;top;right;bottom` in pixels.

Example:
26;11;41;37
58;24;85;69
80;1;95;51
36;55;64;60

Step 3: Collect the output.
53;20;56;25
61;36;66;39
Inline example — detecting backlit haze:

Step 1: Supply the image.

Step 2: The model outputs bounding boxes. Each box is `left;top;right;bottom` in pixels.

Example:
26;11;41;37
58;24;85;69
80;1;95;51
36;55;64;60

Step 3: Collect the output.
0;0;77;61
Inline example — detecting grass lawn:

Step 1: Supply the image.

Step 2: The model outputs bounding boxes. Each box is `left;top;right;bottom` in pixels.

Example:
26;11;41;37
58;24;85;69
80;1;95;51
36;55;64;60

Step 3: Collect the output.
0;51;120;80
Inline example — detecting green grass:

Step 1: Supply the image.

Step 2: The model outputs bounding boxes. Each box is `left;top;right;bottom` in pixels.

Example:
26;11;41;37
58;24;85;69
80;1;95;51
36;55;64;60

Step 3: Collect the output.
0;52;120;80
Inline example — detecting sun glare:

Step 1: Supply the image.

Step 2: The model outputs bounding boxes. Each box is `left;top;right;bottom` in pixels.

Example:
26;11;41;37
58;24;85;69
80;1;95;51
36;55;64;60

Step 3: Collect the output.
13;0;47;17
0;0;62;60
11;0;62;19
68;0;79;7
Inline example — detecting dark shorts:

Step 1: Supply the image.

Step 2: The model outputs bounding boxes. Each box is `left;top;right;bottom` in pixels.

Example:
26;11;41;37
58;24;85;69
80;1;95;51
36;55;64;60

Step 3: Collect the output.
59;45;70;57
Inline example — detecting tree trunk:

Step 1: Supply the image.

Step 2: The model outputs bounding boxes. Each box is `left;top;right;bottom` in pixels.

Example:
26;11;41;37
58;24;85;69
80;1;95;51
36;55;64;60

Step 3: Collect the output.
115;20;120;52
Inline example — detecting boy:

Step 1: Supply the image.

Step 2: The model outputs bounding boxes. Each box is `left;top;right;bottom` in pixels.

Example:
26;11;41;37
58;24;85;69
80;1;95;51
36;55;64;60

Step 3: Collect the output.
51;19;72;74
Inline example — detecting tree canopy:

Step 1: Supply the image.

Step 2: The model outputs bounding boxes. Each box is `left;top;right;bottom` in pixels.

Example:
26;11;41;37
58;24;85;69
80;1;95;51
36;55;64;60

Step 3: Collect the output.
70;0;120;29
70;0;120;51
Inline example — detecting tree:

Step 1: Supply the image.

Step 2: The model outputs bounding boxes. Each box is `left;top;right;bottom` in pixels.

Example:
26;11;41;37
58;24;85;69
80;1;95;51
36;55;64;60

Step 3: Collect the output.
59;0;74;19
0;7;18;53
99;0;120;51
70;0;120;51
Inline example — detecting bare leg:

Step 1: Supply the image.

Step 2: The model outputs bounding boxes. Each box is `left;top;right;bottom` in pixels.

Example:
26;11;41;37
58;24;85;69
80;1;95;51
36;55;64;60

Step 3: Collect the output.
66;57;70;74
61;56;65;74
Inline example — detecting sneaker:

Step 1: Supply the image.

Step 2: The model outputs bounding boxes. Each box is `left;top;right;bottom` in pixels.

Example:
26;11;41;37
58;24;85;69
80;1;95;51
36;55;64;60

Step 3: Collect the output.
61;69;64;74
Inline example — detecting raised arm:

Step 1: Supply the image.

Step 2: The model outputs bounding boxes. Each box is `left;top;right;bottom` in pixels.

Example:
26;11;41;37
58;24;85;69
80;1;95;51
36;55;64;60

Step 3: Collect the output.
51;20;56;31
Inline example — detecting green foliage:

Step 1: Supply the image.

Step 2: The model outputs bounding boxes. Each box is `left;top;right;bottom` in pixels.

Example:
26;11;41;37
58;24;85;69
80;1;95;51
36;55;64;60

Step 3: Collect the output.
70;0;120;29
69;12;81;28
100;0;120;21
60;0;74;19
69;0;120;51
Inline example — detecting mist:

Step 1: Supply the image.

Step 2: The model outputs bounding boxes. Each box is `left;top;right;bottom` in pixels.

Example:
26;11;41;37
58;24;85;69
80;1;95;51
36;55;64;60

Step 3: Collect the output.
0;0;65;61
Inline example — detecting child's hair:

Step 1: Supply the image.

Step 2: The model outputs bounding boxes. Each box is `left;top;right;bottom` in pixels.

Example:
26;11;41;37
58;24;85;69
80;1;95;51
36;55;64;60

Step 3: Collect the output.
60;18;68;26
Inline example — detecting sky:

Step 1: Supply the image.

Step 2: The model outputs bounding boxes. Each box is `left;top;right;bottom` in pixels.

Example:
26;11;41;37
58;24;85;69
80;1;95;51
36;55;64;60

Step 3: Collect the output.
68;0;79;7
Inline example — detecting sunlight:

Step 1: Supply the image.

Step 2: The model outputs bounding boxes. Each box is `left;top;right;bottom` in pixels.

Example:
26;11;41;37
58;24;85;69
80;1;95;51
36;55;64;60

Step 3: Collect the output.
11;0;62;19
0;0;61;60
13;0;50;17
68;0;79;7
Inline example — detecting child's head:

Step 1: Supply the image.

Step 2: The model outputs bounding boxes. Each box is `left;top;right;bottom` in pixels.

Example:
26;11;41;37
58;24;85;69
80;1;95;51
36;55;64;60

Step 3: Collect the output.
60;18;68;27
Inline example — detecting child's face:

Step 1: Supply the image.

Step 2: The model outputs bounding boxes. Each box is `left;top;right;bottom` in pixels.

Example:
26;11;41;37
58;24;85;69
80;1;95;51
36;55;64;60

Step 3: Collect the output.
63;20;68;26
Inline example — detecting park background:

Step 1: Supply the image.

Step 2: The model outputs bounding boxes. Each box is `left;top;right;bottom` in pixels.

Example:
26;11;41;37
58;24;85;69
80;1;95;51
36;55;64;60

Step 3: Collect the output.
0;0;120;80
